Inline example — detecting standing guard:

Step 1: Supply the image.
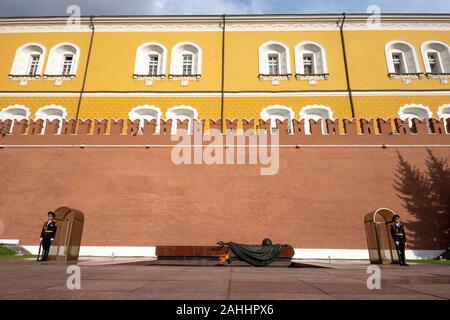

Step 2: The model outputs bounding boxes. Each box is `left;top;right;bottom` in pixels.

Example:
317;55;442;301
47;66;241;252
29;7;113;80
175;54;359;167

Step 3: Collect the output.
390;214;409;266
39;211;57;262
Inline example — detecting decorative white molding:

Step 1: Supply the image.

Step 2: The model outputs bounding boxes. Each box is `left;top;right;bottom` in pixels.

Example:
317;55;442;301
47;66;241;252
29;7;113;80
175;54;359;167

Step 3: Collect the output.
22;245;157;257
300;104;334;134
35;104;67;134
398;103;433;119
293;249;444;260
166;105;199;134
0;239;20;245
128;105;162;134
295;74;329;85
17;245;443;260
260;105;294;133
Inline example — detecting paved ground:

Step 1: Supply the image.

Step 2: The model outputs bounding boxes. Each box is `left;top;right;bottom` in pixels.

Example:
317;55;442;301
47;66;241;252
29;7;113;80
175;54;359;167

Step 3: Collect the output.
0;259;449;300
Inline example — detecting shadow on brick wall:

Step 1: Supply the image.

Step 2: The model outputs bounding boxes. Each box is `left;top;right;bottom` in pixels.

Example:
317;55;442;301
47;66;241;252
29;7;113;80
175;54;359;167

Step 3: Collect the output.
394;150;450;250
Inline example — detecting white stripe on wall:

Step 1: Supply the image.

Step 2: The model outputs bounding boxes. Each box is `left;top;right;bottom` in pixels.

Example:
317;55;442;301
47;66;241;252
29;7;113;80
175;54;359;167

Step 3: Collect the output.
0;91;449;98
20;245;443;260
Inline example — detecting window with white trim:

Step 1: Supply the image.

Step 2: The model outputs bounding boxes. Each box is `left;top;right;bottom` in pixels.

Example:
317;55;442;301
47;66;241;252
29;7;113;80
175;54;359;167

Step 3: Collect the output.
148;54;159;76
385;41;420;75
44;43;79;77
35;105;67;135
258;42;290;76
182;54;193;75
165;106;199;135
392;52;406;74
0;105;30;132
303;54;314;75
28;54;41;76
294;42;328;84
398;104;432;132
260;105;294;134
133;42;167;85
437;104;450;134
128;105;162;134
299;105;334;135
421;41;450;84
170;43;201;77
268;54;280;75
10;43;46;83
61;54;74;75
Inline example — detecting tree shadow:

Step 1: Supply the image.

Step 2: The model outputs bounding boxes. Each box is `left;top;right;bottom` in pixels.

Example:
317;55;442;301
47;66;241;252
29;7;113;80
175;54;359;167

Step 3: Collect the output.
394;149;450;250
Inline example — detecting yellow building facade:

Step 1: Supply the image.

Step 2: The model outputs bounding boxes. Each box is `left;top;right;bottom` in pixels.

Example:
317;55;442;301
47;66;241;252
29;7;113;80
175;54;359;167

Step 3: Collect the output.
0;14;449;132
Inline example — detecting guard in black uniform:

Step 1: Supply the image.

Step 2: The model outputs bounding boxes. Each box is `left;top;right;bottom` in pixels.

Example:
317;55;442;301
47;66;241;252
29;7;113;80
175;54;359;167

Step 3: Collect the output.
390;214;408;266
39;211;57;261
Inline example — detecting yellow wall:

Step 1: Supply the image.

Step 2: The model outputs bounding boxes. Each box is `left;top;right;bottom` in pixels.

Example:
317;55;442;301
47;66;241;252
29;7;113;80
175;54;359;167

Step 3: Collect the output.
345;30;450;90
0;32;90;91
0;20;449;124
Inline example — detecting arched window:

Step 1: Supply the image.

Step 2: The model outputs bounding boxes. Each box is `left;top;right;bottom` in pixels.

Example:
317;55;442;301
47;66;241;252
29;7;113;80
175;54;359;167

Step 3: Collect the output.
258;41;291;76
35;105;67;134
421;41;450;73
133;42;167;85
10;43;46;84
299;105;334;135
295;42;328;76
421;41;450;84
166;106;198;135
437;104;450;134
0;105;30;132
398;104;432;131
128;105;162;134
169;42;202;76
44;43;80;77
260;105;294;134
385;41;421;84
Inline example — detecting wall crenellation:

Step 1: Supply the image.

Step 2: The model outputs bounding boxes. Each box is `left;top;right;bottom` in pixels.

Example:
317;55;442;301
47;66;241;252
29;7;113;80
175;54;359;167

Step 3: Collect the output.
0;117;449;140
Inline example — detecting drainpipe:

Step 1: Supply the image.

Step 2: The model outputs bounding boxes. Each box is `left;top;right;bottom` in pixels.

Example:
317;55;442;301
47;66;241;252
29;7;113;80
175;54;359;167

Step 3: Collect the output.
220;14;226;132
338;13;355;119
75;16;95;122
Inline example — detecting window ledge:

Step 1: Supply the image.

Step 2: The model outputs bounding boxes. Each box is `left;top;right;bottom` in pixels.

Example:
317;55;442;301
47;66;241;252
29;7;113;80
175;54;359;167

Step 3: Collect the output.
43;74;76;81
258;74;292;81
8;74;40;81
133;74;166;81
388;73;424;84
425;73;450;84
168;74;201;81
295;73;329;85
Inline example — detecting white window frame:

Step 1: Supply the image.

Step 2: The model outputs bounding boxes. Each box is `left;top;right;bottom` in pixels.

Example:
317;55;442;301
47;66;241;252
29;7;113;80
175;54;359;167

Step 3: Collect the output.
10;42;46;76
0;105;30;132
35;105;67;135
398;104;433;131
294;41;328;75
260;105;295;134
128;105;162;134
165;105;199;135
44;42;80;76
258;41;291;75
169;42;202;76
385;41;421;74
437;104;450;134
421;40;450;74
299;105;334;135
134;42;167;76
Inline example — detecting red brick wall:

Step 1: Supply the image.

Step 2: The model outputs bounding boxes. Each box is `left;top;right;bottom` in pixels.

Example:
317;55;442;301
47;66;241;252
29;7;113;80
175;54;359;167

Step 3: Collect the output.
0;118;448;250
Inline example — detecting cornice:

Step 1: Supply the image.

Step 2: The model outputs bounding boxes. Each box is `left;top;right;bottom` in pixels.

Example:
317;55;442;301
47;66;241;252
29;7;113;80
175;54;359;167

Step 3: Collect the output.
0;14;449;33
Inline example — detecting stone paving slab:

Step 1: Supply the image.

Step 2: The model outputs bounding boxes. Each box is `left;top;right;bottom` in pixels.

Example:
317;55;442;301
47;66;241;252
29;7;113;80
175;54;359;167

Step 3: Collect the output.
0;259;448;300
